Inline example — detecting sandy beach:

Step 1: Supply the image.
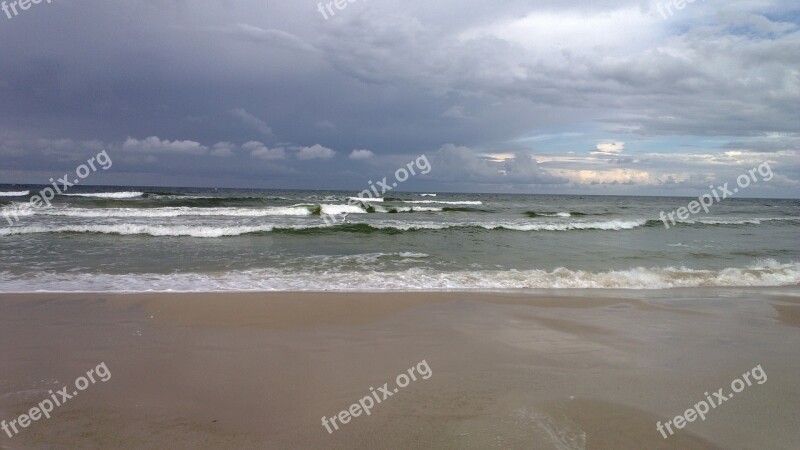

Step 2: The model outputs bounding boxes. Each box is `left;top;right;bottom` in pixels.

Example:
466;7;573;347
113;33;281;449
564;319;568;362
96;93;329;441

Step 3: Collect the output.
0;288;798;449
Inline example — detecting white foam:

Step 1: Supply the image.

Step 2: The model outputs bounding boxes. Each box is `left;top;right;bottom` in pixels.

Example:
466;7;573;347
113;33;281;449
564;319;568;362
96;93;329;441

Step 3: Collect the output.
35;206;313;218
0;219;648;235
377;206;443;213
403;200;483;205
397;252;429;258
62;191;144;198
497;219;645;231
320;204;368;215
367;219;647;231
535;212;572;217
2;260;797;292
0;203;36;218
420;193;437;197
0;224;278;238
0;190;29;196
348;197;384;203
681;217;799;225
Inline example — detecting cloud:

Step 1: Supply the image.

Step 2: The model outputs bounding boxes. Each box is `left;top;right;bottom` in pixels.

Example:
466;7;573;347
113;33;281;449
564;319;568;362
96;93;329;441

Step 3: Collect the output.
551;168;653;185
592;142;625;155
0;0;798;196
121;137;208;155
33;138;106;158
479;152;515;162
296;144;336;160
209;23;317;52
210;142;236;157
722;134;800;153
442;106;466;119
228;108;274;137
349;149;374;160
243;141;286;160
431;144;567;185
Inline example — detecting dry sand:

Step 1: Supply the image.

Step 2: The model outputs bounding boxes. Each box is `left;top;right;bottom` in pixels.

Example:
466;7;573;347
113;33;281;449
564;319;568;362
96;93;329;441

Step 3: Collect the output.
0;288;798;449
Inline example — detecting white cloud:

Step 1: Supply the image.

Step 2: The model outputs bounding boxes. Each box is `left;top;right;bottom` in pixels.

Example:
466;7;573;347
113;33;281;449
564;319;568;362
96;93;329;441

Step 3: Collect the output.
210;142;236;157
551;168;654;185
478;152;515;162
210;23;317;52
228;108;273;137
592;142;625;155
349;149;374;160
121;136;208;155
297;144;336;160
458;8;661;56
243;140;286;160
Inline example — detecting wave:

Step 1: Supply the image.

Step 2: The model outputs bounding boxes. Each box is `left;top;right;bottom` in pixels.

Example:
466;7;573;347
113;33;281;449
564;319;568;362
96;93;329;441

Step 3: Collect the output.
442;207;491;213
316;203;445;215
141;191;186;198
63;196;278;208
140;192;285;200
34;206;315;218
404;206;442;212
644;217;799;227
347;197;384;203
419;193;437;197
62;191;144;199
0;219;648;237
0;203;36;217
408;220;646;232
525;211;571;218
525;211;595;218
320;204;369;215
28;202;385;217
2;260;797;292
0;190;30;197
403;200;483;205
376;206;443;213
0;224;281;238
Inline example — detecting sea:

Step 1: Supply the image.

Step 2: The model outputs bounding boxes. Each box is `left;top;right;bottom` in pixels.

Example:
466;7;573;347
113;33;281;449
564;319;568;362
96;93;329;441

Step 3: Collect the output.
1;184;798;292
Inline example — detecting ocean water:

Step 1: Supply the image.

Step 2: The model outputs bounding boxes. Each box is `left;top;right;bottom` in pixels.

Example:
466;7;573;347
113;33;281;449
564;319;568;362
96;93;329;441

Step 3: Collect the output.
0;184;798;292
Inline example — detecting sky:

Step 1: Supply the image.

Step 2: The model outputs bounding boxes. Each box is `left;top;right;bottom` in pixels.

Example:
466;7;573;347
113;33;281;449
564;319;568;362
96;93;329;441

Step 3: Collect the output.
0;0;798;197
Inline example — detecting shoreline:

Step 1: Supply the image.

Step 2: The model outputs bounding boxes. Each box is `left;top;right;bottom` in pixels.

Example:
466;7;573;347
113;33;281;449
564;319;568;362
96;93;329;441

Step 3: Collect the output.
1;284;797;294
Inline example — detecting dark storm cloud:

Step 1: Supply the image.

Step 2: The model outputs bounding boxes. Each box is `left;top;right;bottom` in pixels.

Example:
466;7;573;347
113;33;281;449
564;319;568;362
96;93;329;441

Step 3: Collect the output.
0;0;797;195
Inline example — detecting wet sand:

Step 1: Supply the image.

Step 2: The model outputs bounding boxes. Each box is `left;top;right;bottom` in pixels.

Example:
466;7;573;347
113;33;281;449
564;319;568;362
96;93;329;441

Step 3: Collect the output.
0;288;798;449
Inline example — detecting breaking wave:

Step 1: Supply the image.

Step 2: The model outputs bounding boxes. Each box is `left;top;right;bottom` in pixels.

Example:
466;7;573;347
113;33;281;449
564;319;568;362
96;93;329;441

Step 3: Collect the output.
62;191;144;199
0;190;30;197
1;260;796;292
